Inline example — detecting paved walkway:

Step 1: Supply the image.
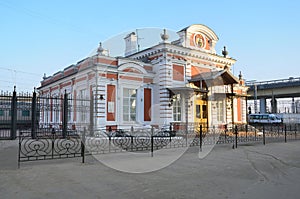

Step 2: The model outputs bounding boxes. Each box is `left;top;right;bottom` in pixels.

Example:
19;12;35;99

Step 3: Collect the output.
1;140;300;199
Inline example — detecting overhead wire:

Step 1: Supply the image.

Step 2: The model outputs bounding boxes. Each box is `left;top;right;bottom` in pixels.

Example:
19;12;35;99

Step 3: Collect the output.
0;1;107;92
0;66;42;92
0;66;41;77
0;0;104;38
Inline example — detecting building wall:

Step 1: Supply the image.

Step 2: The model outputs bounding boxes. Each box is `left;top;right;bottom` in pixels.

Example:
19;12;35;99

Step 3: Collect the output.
38;24;248;131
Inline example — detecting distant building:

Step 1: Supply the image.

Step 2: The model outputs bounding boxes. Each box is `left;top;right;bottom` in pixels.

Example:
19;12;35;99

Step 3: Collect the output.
38;24;248;131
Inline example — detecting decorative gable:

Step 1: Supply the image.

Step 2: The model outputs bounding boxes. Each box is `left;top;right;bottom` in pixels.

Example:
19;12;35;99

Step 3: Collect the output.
118;62;147;75
177;24;219;54
122;67;143;74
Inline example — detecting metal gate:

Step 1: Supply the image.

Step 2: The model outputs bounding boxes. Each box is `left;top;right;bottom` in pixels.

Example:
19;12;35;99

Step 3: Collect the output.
0;87;92;140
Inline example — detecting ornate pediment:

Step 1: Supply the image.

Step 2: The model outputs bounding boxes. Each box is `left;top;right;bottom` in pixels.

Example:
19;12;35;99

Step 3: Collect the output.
177;24;218;54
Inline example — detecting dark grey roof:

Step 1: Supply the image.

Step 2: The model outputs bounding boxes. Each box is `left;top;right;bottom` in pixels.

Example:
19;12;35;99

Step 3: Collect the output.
189;70;239;85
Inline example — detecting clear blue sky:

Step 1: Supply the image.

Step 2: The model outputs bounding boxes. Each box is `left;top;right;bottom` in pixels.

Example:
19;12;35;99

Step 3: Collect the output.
1;0;300;92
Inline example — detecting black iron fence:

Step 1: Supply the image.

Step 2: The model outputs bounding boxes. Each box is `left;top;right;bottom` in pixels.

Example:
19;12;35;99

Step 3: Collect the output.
0;88;91;140
18;123;300;167
0;89;17;139
2;88;300;166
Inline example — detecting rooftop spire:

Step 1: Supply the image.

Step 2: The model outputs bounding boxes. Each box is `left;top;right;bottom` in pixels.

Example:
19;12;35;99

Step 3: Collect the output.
160;29;169;42
222;46;228;58
239;71;243;80
97;42;104;55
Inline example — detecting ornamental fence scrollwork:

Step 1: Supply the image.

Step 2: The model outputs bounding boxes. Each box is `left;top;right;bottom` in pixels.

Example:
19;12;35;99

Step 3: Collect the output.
18;130;82;168
18;124;300;167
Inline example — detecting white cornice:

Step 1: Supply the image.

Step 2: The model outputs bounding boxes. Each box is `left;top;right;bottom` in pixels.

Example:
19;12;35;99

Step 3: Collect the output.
129;43;236;66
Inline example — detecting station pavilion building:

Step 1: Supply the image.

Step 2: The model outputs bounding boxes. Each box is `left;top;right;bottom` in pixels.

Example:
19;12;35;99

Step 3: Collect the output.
38;24;248;131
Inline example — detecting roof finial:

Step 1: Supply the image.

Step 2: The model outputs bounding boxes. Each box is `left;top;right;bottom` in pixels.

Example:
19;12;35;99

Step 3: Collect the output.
161;29;169;42
97;42;104;55
239;71;243;80
222;46;228;58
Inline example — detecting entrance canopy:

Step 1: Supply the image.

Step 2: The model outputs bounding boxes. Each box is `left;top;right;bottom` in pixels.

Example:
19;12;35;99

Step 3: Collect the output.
166;87;208;98
189;70;239;86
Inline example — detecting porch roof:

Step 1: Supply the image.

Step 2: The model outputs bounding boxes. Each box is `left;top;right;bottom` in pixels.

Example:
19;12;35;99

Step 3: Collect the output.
167;86;207;92
166;87;208;96
189;70;239;85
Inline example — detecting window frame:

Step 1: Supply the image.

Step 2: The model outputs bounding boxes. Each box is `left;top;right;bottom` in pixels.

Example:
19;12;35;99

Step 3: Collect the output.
122;88;137;122
173;94;182;121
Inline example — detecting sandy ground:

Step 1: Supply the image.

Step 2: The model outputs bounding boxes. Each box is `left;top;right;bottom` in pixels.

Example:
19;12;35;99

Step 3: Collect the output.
1;140;300;199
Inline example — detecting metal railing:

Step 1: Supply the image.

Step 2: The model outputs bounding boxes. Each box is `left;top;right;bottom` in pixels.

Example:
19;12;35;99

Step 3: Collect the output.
17;123;300;167
246;77;300;90
0;88;91;140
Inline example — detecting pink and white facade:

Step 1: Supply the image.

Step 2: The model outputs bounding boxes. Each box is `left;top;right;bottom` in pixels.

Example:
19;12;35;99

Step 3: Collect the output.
38;24;248;131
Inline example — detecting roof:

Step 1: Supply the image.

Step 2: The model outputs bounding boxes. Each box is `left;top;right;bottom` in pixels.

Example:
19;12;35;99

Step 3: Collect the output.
189;70;239;85
167;87;208;94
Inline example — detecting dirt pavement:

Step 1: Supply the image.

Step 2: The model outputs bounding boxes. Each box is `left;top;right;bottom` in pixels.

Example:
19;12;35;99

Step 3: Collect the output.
1;141;300;199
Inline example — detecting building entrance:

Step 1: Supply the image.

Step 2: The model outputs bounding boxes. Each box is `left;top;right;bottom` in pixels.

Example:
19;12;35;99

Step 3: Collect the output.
194;95;208;131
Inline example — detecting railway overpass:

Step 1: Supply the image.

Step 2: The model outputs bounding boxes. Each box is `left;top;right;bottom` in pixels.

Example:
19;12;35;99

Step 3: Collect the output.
246;77;300;114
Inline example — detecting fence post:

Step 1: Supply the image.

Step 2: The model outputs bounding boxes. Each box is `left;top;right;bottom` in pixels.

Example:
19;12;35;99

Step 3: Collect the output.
11;86;17;140
31;88;37;139
81;127;86;163
199;124;202;152
131;135;134;151
185;124;188;147
151;126;154;157
89;94;94;136
295;124;297;140
131;126;134;136
108;135;111;153
62;91;68;138
234;125;238;149
224;125;227;143
284;124;287;143
51;128;55;158
213;125;216;143
18;132;22;168
245;124;248;139
263;125;265;145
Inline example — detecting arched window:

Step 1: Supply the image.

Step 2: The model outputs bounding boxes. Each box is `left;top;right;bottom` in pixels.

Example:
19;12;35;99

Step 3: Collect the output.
173;94;181;121
123;88;136;122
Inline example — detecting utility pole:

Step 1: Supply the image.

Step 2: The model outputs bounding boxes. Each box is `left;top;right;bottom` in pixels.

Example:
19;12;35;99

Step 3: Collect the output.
136;29;144;52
